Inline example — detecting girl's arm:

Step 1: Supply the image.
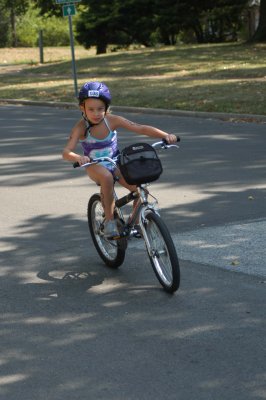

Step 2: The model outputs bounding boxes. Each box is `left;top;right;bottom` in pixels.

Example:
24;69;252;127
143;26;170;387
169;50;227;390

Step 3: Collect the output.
109;114;177;143
62;120;90;165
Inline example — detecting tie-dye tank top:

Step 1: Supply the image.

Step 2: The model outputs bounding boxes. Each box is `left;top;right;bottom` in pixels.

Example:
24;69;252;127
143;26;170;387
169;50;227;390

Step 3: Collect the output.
79;118;118;172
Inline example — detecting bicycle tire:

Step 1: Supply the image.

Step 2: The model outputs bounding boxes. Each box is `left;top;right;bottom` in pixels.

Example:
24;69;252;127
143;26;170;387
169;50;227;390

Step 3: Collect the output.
144;211;180;293
87;194;126;268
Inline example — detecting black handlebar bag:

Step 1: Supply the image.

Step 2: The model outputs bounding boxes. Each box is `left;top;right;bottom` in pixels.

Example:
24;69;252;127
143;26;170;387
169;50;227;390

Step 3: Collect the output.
119;142;163;185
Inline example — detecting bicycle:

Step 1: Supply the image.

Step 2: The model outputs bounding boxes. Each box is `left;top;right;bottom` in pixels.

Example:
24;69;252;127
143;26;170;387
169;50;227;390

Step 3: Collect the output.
73;138;180;293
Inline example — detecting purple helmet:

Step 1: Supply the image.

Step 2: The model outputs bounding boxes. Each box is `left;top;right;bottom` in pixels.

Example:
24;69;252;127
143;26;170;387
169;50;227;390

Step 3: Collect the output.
78;81;111;108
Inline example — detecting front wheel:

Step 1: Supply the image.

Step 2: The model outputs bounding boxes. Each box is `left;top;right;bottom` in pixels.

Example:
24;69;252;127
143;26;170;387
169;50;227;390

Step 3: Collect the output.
144;211;180;293
87;194;126;268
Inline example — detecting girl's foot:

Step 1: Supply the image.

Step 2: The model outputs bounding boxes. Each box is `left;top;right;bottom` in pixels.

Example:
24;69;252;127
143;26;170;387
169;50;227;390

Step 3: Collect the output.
104;220;119;238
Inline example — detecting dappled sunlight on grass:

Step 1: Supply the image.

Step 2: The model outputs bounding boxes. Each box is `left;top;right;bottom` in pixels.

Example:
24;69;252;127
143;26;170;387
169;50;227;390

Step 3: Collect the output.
0;43;266;114
0;46;95;65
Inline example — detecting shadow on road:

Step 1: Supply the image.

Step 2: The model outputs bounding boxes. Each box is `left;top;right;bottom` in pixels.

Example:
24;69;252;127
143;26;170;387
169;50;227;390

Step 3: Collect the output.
1;105;265;230
1;105;266;399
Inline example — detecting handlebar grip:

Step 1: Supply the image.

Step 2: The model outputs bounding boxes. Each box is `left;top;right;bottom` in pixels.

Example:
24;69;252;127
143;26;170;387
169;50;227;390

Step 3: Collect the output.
73;162;80;168
162;135;181;144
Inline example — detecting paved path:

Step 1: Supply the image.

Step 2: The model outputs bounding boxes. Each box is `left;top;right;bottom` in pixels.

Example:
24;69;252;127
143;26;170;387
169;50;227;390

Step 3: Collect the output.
0;104;265;400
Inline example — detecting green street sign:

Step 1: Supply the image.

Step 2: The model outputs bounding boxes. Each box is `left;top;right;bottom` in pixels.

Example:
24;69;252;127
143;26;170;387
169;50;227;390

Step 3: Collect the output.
56;0;80;3
63;4;76;16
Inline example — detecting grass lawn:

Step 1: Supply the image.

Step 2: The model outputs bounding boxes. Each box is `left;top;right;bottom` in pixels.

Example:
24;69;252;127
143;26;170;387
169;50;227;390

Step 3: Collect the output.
0;43;265;115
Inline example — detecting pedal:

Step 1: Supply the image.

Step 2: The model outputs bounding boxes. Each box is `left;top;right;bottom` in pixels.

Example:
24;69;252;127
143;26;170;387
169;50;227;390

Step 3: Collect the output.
132;226;142;238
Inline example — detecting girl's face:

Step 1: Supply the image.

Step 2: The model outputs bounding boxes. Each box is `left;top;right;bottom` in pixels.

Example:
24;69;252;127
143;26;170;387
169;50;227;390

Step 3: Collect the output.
80;98;106;124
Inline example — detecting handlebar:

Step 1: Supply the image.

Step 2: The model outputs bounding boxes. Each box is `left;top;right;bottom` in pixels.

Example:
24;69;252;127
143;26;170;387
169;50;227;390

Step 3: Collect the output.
154;135;180;149
73;156;119;169
73;136;180;169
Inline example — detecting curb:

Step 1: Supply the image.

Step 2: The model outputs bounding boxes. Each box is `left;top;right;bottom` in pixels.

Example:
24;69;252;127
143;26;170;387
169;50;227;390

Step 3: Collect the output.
1;98;266;123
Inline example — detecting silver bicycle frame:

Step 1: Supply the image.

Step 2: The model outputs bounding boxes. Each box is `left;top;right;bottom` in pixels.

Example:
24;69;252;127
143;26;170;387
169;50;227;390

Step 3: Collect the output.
76;143;179;254
133;186;160;257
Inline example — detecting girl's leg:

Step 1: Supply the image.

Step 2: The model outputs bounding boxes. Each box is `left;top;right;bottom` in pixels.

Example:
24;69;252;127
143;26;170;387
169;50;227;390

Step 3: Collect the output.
114;168;140;223
86;164;115;221
113;168;137;192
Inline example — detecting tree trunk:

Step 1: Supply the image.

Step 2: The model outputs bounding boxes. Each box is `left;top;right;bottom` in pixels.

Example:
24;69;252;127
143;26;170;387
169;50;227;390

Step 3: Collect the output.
96;41;107;54
193;21;204;43
10;5;17;47
95;27;108;54
251;0;266;42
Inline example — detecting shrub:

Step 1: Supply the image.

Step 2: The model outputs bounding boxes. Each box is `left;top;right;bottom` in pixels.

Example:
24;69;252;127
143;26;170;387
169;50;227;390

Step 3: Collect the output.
16;3;70;47
41;15;70;46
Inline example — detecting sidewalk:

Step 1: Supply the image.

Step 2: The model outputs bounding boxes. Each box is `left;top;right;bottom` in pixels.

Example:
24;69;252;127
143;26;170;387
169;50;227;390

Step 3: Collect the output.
173;219;266;279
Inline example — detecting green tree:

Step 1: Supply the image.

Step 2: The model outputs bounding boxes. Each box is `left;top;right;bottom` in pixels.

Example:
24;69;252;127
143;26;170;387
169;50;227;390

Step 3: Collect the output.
31;0;250;50
33;0;61;16
75;0;156;54
115;0;156;46
75;0;118;54
155;0;249;44
0;2;10;46
198;0;248;42
16;2;42;46
0;0;30;46
153;0;181;45
251;0;266;41
16;3;70;47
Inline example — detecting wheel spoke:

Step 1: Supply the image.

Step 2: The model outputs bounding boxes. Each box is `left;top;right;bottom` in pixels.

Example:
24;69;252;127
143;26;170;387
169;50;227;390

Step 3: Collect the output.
93;202;118;259
148;224;172;284
87;194;126;268
144;211;180;292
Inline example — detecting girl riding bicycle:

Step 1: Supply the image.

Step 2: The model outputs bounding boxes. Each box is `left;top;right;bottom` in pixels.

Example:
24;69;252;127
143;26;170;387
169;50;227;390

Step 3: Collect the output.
62;81;177;238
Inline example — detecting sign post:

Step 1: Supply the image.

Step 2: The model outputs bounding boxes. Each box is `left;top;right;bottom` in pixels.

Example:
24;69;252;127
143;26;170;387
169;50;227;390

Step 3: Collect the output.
39;29;44;64
55;0;80;98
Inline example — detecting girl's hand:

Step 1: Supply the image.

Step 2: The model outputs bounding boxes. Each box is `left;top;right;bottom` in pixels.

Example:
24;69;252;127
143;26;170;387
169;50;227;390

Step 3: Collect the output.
165;134;177;144
78;155;90;166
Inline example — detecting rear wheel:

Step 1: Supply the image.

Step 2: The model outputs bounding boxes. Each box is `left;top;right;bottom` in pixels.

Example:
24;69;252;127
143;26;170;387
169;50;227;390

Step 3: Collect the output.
87;194;126;268
144;211;180;293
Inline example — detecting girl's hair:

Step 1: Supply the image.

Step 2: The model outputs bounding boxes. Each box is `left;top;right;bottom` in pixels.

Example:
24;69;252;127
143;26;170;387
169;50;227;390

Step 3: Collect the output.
78;81;111;110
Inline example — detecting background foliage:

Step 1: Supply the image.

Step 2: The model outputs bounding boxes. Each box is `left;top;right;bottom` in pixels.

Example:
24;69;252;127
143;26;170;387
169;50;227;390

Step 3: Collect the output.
0;0;265;49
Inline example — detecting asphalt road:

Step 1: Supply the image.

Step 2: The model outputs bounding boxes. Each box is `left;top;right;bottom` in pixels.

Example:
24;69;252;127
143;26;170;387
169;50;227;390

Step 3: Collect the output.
0;104;265;400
